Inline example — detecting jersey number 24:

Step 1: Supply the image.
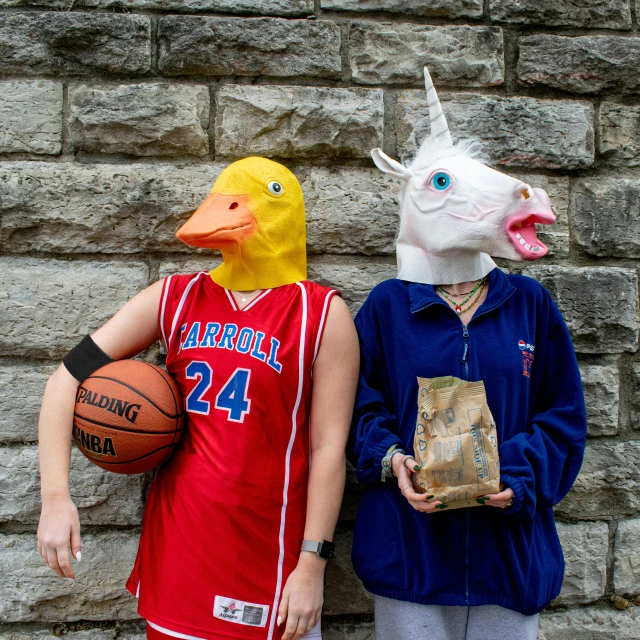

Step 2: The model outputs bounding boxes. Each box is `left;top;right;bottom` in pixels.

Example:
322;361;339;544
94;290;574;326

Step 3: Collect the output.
185;362;251;423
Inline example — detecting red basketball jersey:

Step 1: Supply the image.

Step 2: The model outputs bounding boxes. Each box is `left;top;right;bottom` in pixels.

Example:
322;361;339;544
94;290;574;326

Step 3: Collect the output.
126;273;338;640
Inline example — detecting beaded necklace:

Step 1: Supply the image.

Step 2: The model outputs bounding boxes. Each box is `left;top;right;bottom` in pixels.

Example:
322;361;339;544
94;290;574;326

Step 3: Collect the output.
437;278;485;315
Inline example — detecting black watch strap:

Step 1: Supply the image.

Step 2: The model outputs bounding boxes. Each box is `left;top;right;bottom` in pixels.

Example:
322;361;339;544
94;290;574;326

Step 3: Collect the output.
301;539;334;560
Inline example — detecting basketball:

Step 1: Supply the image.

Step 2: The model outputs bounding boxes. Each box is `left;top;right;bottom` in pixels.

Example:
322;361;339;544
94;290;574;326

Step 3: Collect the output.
72;360;185;474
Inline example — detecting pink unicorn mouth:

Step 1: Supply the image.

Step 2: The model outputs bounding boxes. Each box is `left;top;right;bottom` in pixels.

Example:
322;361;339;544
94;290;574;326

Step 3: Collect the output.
505;211;556;259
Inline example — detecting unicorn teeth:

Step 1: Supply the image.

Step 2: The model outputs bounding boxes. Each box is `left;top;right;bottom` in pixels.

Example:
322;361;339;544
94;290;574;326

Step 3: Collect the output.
519;237;526;245
525;243;532;250
516;233;522;240
531;246;541;252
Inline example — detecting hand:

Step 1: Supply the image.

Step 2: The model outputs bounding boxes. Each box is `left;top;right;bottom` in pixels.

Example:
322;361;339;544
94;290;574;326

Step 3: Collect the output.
37;495;82;578
392;454;445;513
478;483;514;509
278;552;325;640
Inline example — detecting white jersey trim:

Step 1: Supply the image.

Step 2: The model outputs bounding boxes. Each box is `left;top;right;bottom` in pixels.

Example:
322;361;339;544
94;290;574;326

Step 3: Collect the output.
224;287;239;311
147;620;206;640
242;288;272;311
313;289;337;364
159;276;173;351
167;272;207;351
267;281;308;640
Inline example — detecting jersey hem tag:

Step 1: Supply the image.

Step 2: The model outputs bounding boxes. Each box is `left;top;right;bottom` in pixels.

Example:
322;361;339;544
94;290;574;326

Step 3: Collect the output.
213;595;269;628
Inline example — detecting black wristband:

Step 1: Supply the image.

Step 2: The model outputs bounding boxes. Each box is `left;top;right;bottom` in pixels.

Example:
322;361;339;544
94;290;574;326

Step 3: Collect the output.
63;335;114;383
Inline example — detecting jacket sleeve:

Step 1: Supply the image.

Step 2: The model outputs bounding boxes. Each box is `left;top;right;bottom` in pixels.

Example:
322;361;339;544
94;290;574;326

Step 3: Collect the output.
347;302;403;485
499;304;587;520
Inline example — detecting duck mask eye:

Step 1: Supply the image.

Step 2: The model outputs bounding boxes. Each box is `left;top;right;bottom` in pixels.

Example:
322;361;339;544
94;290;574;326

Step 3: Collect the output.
430;172;451;191
267;181;285;197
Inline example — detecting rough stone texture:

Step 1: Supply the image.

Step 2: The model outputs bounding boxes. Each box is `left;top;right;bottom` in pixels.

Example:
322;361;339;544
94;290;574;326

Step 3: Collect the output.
553;521;609;605
555;441;640;518
0;0;312;12
0;446;146;525
158;17;340;78
0;81;62;155
0;162;403;257
396;91;594;169
0;258;149;358
599;103;640;167
0;364;56;443
323;619;374;640
349;23;504;87
69;84;209;158
570;178;640;259
614;519;640;596
522;266;639;354
321;0;482;17
490;0;632;29
580;364;619;437
0;629;117;640
216;85;384;160
324;527;373;616
632;365;640;432
0;532;140;622
538;606;640;639
518;35;640;94
0;13;151;76
300;166;400;256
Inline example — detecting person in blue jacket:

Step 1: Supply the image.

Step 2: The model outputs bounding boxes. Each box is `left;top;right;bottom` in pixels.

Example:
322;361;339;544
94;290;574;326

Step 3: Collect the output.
348;69;587;640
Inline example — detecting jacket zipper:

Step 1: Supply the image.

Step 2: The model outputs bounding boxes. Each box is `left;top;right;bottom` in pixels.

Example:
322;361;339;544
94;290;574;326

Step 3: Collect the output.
461;322;471;604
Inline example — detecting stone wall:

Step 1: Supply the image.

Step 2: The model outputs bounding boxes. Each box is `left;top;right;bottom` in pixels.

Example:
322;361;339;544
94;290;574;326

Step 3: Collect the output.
0;0;639;638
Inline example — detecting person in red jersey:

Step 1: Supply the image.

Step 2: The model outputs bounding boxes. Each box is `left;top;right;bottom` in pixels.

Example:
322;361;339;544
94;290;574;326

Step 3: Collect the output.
37;157;360;640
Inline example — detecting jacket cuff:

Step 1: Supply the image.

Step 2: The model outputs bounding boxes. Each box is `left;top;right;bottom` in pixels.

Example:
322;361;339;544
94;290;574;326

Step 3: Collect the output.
374;433;403;483
499;473;526;515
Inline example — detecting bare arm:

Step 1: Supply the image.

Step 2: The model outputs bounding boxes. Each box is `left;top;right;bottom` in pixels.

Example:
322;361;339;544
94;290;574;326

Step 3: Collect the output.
37;280;164;578
279;296;360;640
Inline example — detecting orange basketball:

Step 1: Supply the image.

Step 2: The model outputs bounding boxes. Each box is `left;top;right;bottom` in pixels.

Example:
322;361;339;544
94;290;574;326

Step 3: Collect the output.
72;360;185;474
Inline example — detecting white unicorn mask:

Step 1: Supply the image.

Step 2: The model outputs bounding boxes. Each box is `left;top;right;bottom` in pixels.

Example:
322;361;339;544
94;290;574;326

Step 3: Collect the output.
372;67;556;285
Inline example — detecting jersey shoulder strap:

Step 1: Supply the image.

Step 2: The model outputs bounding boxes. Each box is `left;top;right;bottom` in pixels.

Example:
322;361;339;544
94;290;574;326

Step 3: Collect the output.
299;281;341;364
158;272;208;352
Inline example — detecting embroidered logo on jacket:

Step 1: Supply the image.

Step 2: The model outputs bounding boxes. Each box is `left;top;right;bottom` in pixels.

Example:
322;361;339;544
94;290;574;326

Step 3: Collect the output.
518;340;535;377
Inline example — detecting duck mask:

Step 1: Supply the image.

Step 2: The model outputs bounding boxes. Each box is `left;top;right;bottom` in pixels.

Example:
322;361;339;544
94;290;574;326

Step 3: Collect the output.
371;67;557;286
176;157;307;291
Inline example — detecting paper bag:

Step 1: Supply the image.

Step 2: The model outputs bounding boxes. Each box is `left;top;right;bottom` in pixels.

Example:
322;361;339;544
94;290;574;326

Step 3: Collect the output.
413;376;500;510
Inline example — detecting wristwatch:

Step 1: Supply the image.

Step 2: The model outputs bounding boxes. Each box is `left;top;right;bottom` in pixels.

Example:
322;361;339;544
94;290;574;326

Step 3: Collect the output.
301;540;335;560
381;445;405;481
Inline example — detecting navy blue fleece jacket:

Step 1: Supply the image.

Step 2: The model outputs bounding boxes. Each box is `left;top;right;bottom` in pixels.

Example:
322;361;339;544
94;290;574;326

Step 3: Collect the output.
348;267;586;615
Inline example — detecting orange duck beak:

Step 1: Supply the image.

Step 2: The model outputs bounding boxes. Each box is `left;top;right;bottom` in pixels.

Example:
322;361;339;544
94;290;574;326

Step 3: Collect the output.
176;192;257;249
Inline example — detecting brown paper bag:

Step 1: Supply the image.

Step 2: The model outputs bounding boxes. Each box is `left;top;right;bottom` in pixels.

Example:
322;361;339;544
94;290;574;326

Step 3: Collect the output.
413;376;500;510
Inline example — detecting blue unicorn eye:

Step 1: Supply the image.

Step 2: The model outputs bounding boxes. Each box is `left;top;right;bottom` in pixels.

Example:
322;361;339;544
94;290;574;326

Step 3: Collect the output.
431;172;451;190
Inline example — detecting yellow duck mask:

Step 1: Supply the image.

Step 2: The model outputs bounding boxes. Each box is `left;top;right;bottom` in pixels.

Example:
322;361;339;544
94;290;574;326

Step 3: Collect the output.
176;157;307;291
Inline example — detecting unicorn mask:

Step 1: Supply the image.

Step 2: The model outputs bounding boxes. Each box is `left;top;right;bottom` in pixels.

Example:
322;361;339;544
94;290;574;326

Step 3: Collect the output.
372;67;556;285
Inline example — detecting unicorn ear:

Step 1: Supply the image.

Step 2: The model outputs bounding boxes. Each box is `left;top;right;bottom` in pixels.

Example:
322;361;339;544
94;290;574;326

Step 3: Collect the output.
371;148;412;182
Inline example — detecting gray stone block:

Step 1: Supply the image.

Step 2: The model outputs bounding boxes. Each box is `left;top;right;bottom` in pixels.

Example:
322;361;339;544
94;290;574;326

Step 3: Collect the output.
300;166;400;256
321;0;482;18
0;446;145;525
580;365;619;437
0;628;117;639
158;17;340;78
522;266;638;354
0;0;311;12
555;440;640;518
0;162;220;255
570;178;640;258
599;103;640;167
490;0;632;28
396;91;594;170
0;12;151;76
614;518;640;596
0;258;149;358
0;364;56;443
553;521;609;605
324;526;373;616
0;532;140;622
0;81;62;155
349;23;503;87
215;85;383;160
518;35;640;94
69;84;209;158
322;619;375;640
538;605;640;639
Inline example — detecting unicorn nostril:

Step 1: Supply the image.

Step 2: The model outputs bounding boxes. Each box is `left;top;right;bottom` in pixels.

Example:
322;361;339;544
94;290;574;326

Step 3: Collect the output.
229;202;239;210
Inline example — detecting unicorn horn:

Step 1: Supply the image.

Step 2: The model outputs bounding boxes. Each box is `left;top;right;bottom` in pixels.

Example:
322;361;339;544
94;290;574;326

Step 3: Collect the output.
424;67;453;148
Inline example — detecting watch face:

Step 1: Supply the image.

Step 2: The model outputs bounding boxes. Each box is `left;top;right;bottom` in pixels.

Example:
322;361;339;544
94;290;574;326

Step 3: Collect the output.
319;541;335;560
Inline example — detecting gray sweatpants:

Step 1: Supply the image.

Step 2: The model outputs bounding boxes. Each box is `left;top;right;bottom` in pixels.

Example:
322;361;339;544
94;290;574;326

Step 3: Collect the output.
374;595;538;640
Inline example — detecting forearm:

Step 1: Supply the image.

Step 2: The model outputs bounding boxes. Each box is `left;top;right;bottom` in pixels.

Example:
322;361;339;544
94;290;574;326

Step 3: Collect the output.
38;364;80;500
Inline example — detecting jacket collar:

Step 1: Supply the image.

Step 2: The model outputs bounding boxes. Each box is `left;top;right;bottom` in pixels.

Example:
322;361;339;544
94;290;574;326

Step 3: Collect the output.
407;267;516;317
